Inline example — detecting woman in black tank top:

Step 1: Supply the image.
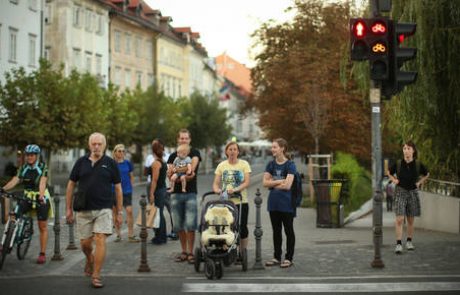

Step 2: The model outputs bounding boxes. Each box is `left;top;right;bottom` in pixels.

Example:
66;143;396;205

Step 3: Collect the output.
149;139;168;244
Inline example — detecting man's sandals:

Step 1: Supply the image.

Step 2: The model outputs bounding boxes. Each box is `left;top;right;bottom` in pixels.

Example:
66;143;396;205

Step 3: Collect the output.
175;252;195;264
91;277;104;288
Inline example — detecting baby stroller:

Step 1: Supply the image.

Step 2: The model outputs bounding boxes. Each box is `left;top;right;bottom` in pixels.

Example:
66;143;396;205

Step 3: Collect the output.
194;191;248;279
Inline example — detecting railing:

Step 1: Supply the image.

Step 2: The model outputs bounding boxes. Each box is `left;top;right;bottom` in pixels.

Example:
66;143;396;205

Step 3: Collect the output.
423;179;459;198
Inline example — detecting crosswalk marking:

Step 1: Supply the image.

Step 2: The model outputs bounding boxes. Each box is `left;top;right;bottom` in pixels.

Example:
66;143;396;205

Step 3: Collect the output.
182;282;460;293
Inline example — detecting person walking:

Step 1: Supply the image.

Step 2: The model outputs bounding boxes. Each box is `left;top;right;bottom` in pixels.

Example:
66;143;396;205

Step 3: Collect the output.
168;129;201;263
112;144;138;242
149;139;168;245
263;138;297;268
65;132;122;288
213;141;251;255
388;141;429;254
1;144;52;264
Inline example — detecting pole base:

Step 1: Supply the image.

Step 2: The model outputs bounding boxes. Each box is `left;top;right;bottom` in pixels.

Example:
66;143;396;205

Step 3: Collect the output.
371;258;385;268
137;265;151;272
66;244;78;250
51;254;64;261
252;261;265;270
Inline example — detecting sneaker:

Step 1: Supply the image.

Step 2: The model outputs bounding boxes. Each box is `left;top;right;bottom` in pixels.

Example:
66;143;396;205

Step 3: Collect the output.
395;244;403;254
168;232;178;240
406;241;415;251
114;235;122;242
151;237;167;245
37;253;46;264
128;236;140;243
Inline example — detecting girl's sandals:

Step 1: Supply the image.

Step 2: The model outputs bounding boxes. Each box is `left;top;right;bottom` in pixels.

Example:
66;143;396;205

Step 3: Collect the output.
187;253;195;264
280;259;293;268
265;258;280;267
175;252;188;262
91;277;104;288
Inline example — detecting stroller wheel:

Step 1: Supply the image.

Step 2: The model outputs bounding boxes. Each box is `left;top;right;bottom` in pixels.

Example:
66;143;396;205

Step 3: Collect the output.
241;248;248;272
205;259;216;280
194;247;202;273
215;261;223;279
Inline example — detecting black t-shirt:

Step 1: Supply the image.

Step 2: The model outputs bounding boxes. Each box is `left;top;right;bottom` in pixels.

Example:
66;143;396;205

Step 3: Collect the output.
167;148;201;193
389;159;428;191
69;155;121;210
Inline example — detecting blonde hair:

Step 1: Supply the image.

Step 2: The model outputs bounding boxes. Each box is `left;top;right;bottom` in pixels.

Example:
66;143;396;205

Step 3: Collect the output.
177;144;190;155
112;144;125;156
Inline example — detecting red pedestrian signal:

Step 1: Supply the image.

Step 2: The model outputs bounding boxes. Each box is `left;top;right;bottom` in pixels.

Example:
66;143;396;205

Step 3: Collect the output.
353;20;366;38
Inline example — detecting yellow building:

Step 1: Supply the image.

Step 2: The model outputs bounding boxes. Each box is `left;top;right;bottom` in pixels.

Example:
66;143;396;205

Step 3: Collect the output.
109;0;159;92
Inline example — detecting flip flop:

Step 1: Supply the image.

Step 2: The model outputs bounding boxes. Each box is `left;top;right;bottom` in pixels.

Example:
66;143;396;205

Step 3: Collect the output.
280;260;293;268
175;252;188;262
91;277;104;288
265;258;280;267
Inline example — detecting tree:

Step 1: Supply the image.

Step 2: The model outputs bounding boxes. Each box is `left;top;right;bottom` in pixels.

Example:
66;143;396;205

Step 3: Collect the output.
249;0;371;163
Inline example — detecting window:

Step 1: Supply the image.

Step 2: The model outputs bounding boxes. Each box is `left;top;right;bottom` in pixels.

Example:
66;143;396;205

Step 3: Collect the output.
114;30;121;53
29;34;37;67
96;14;103;35
145;40;153;60
136;71;142;87
85;9;92;31
45;4;52;24
44;47;51;61
114;66;122;85
72;48;81;69
135;36;142;58
29;0;37;11
125;33;131;55
9;28;18;63
85;52;92;73
147;73;154;86
124;69;131;89
95;54;102;75
73;5;81;27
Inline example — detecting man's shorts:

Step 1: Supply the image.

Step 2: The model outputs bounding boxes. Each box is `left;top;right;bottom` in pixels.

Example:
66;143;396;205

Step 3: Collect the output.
76;209;113;239
394;186;421;217
171;193;197;232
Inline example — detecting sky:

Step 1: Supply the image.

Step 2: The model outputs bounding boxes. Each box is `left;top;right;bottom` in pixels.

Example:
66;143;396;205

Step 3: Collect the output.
144;0;295;67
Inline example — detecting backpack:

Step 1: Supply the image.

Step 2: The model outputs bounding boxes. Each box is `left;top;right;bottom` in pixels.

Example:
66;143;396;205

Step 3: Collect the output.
268;160;303;209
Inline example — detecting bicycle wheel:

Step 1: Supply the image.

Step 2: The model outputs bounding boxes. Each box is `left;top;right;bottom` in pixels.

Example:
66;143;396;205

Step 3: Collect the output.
17;217;33;260
0;221;16;270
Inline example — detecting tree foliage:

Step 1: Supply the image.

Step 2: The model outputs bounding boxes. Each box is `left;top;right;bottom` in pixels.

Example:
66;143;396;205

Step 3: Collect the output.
249;0;371;163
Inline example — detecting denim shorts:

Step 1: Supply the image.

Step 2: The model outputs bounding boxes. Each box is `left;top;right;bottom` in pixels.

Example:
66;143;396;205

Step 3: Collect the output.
171;193;197;232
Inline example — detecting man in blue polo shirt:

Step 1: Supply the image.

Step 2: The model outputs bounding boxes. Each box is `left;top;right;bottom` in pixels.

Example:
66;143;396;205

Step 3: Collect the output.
65;132;122;289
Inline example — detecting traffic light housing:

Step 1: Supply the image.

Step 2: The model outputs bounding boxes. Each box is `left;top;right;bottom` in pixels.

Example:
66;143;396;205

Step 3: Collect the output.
382;21;417;98
350;18;391;80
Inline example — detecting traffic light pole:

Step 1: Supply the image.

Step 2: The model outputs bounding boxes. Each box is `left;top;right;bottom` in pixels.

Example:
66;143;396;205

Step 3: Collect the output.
370;83;385;268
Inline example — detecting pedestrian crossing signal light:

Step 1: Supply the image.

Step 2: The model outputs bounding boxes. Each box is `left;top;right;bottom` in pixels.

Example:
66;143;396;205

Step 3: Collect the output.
350;18;391;80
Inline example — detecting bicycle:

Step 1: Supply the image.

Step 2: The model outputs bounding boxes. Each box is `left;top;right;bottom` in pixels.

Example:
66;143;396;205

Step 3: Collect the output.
0;191;37;270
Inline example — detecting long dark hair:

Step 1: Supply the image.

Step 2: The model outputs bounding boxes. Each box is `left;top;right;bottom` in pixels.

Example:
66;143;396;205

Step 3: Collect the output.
151;138;165;162
403;140;418;159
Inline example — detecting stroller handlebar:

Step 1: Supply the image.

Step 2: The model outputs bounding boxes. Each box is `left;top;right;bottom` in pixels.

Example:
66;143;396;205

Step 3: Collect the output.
201;191;242;203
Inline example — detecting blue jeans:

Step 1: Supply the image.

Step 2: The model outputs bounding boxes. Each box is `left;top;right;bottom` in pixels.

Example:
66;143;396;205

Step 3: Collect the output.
153;188;167;242
171;193;197;232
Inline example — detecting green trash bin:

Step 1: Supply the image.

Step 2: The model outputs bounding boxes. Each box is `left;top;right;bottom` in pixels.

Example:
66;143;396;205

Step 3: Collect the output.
312;179;347;228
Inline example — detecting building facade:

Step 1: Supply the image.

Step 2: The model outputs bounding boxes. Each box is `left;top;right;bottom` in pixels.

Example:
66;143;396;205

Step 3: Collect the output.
0;0;43;85
45;0;110;86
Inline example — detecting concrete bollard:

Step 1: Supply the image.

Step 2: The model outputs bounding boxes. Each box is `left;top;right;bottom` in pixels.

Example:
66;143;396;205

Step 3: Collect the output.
253;188;264;270
51;194;64;261
137;195;150;272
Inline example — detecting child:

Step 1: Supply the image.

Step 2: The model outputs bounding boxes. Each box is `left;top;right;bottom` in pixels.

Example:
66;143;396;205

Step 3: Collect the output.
168;144;192;193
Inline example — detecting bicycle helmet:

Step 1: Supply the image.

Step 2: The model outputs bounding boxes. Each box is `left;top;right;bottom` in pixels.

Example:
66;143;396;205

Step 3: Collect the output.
24;144;41;154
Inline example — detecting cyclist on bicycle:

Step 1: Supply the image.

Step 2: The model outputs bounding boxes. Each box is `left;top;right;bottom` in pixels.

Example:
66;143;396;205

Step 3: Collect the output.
1;144;51;264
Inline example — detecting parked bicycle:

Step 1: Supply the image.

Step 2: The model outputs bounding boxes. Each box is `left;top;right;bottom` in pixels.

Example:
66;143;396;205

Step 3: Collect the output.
0;191;36;270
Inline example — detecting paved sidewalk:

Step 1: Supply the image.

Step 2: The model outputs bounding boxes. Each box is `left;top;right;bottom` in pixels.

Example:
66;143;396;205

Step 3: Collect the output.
1;173;460;279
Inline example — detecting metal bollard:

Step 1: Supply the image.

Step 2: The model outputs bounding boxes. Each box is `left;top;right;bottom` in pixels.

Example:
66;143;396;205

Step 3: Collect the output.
253;188;264;269
66;216;78;250
138;195;150;272
51;194;64;261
